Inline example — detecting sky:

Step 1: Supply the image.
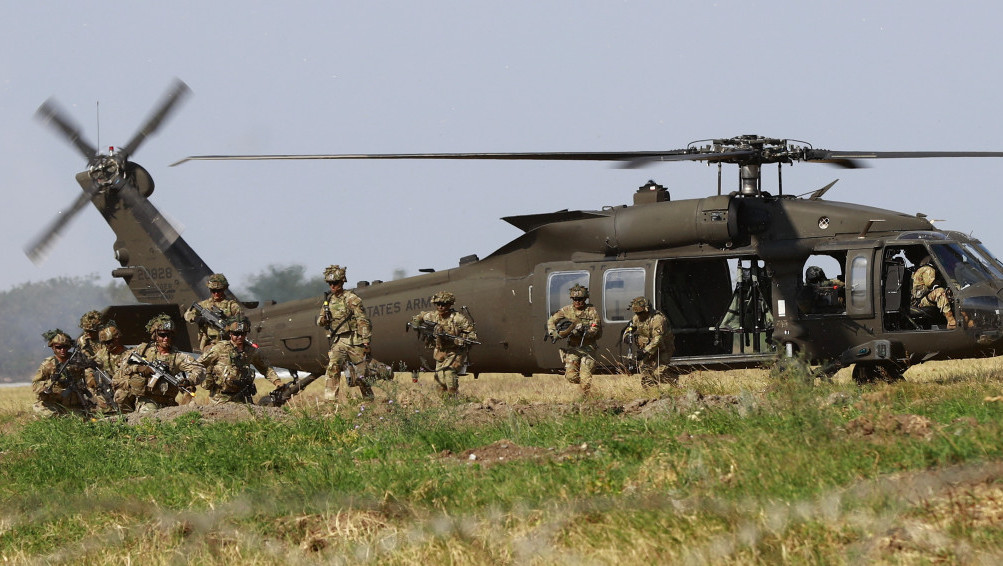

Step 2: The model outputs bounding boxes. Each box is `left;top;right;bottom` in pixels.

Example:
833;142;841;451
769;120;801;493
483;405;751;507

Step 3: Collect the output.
2;1;1003;295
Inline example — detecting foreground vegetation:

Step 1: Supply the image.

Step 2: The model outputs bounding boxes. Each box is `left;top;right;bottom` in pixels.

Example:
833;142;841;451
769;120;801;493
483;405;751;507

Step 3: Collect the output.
1;360;1003;564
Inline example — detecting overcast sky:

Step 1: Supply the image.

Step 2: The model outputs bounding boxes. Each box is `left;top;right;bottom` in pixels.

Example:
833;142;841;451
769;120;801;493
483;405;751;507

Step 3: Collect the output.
2;1;1002;296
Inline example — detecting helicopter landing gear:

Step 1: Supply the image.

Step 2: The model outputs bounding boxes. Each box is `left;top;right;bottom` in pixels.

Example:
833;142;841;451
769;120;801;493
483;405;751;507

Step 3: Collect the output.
851;361;904;384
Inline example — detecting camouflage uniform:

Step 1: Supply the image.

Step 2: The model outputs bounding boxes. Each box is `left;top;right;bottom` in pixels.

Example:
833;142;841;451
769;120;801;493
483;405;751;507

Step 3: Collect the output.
410;291;478;395
911;264;956;328
84;325;127;413
183;273;243;352
316;265;374;401
76;310;104;363
197;317;283;404
114;315;205;414
32;330;94;417
626;297;676;387
546;284;603;394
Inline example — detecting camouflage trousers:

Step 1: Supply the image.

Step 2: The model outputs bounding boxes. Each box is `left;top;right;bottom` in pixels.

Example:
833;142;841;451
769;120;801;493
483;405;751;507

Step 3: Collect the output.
32;400;91;418
638;353;676;387
433;348;467;394
325;337;373;401
559;348;596;393
918;288;956;327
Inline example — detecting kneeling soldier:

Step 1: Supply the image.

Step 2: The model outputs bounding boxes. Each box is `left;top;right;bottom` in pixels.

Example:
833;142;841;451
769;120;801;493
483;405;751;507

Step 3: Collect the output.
198;316;284;404
32;330;94;417
114;314;205;414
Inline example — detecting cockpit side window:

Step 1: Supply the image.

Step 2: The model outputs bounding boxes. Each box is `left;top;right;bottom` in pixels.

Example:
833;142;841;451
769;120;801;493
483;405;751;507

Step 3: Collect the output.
930;243;991;289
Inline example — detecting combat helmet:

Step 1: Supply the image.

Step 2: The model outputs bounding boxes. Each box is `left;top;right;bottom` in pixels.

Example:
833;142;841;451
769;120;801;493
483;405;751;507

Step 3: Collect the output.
225;316;251;335
79;310;103;331
324;265;347;283
43;329;73;347
98;325;121;343
805;266;826;285
207;273;229;290
629;296;651;313
146;314;175;335
569;284;589;300
431;291;455;305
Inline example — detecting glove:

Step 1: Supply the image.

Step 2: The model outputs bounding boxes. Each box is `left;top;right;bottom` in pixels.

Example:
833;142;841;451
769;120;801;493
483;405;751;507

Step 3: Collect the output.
362;343;371;355
137;366;155;377
548;330;560;340
271;379;283;388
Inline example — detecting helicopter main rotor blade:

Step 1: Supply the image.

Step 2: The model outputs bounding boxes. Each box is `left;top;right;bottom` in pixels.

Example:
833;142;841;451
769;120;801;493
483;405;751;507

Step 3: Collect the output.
120;79;191;159
805;149;1003;167
24;185;98;264
171;149;757;167
35;99;98;161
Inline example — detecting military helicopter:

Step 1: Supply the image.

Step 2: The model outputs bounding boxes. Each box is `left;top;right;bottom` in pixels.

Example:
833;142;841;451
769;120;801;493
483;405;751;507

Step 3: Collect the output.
28;81;1003;385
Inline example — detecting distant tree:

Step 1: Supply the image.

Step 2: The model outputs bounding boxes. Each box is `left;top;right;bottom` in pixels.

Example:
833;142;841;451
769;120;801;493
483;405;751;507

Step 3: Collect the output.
240;264;326;303
0;275;136;381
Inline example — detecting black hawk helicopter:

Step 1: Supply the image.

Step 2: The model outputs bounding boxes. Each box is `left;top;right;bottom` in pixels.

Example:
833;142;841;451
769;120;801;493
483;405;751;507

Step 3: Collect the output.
27;81;1003;385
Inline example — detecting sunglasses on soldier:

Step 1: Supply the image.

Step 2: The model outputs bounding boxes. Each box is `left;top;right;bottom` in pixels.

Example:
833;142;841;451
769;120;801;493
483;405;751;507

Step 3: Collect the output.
230;331;247;337
52;344;70;350
156;331;173;337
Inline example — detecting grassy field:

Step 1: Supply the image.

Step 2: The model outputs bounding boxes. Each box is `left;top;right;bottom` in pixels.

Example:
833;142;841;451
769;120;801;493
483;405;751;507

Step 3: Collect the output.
2;359;1003;564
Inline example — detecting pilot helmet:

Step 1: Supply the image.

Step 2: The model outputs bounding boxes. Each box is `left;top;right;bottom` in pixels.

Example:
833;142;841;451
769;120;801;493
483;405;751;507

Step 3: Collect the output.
431;291;455;305
629;296;651;313
569;284;589;300
324;265;347;284
43;329;73;347
79;310;103;331
146;314;175;336
207;273;229;290
805;266;826;284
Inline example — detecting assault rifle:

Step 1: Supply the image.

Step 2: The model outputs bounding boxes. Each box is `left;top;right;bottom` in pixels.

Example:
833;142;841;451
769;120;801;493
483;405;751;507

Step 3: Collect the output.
190;301;227;332
545;319;590;347
127;353;197;398
87;363;120;412
621;324;639;374
46;347;97;411
258;372;321;407
406;320;480;347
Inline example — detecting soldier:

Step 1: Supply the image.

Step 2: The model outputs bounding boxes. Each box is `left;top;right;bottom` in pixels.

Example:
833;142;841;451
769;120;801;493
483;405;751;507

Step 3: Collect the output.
409;291;478;396
546;283;603;395
184;273;243;352
624;297;676;387
316;265;374;401
798;266;845;314
114;314;205;414
31;330;94;417
84;324;128;413
198;316;284;404
906;249;956;329
77;310;104;362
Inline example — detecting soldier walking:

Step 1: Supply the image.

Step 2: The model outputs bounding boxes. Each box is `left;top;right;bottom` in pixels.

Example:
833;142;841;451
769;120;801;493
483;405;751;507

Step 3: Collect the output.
547;284;602;395
625;297;676;387
409;291;478;396
316;265;374;402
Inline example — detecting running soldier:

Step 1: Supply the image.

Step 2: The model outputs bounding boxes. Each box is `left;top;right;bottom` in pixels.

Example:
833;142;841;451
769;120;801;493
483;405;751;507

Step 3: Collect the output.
184;273;243;352
625;296;676;387
32;330;94;417
409;291;478;396
316;265;374;401
198;316;284;404
114;314;205;414
546;284;603;395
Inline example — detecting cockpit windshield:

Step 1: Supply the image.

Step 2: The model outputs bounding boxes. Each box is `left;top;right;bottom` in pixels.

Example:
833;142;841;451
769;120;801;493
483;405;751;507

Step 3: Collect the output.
930;243;995;288
972;243;1003;279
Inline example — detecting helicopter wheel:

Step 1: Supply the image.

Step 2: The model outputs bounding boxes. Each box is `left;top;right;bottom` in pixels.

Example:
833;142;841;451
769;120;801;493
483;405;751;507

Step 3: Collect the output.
851;362;904;385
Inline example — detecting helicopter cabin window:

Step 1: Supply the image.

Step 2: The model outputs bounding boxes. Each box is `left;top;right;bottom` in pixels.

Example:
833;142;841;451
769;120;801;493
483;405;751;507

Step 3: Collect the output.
799;254;846;315
602;268;646;322
547;270;590;316
846;253;871;316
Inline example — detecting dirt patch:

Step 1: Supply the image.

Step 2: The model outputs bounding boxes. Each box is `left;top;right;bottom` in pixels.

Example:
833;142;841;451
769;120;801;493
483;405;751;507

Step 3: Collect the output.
118;403;290;425
845;413;935;439
438;438;594;468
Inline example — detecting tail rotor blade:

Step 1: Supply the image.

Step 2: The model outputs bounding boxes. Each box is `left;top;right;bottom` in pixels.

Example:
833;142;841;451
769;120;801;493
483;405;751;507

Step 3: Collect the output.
35;99;98;161
120;79;191;159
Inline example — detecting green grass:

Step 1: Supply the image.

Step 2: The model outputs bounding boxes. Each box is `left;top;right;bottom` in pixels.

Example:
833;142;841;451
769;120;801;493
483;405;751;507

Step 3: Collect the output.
2;366;1003;563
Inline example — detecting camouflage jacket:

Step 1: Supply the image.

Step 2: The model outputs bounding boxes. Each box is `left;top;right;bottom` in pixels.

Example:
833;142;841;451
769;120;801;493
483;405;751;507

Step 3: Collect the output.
316;290;372;345
411;310;478;352
76;333;101;362
911;265;943;305
547;304;603;349
115;342;205;404
197;340;280;393
32;355;92;408
629;312;675;358
184;297;243;346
